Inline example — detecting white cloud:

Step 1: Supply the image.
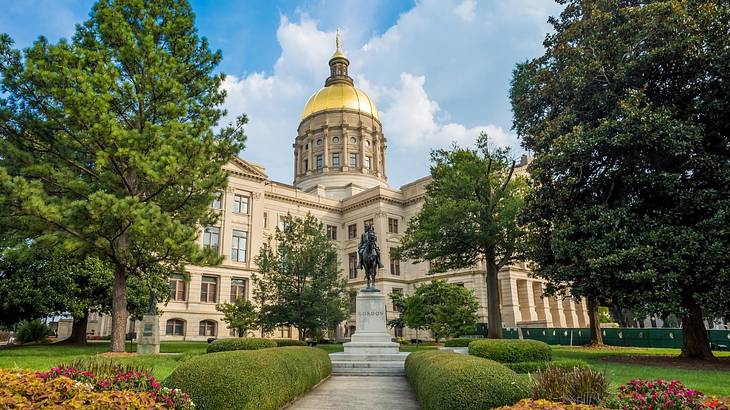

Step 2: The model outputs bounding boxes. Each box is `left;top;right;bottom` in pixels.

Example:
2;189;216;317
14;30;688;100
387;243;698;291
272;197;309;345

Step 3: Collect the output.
454;0;477;22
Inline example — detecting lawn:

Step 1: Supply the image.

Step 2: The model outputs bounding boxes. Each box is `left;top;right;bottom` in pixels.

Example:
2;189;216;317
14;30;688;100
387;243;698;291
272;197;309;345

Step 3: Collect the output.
1;341;728;396
552;346;730;396
0;341;208;380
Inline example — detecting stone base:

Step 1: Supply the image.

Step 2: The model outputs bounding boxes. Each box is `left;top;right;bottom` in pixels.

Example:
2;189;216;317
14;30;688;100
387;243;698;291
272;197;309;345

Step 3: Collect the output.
137;314;160;355
330;290;408;375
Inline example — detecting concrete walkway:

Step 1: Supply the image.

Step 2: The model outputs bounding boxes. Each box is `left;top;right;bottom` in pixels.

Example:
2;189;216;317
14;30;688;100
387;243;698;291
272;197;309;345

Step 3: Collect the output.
288;376;420;410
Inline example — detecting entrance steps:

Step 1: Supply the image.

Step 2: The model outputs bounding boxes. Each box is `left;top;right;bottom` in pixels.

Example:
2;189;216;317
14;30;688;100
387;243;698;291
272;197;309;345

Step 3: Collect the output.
330;352;410;376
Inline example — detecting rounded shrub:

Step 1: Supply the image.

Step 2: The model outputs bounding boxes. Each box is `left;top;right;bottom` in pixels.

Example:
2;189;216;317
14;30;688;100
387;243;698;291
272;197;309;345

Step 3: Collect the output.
405;350;530;410
505;359;589;374
15;319;50;344
164;347;330;410
274;338;307;347
468;339;551;363
206;337;276;353
444;338;480;347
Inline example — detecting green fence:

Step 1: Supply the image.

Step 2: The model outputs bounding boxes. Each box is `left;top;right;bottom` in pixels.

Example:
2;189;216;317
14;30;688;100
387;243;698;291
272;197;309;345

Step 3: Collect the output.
472;324;730;349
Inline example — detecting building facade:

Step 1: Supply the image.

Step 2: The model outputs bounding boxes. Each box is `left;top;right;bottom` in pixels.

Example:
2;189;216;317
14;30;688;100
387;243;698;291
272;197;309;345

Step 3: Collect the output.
88;39;589;341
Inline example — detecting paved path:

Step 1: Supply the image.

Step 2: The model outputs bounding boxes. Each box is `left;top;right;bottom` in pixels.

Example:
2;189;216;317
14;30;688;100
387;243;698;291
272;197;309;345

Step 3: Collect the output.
288;376;420;410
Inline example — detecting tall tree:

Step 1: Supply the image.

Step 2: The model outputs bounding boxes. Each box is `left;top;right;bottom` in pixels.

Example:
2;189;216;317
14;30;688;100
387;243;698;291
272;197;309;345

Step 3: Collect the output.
397;133;528;338
0;0;245;351
253;214;349;341
511;0;729;358
0;244;169;343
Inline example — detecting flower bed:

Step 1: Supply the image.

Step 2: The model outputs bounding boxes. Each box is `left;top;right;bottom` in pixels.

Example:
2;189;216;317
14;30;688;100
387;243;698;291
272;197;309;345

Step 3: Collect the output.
607;379;728;410
0;369;167;409
35;365;194;409
496;399;600;409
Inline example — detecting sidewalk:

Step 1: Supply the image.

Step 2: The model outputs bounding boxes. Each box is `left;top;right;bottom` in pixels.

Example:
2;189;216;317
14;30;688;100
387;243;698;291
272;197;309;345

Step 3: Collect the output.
288;375;420;410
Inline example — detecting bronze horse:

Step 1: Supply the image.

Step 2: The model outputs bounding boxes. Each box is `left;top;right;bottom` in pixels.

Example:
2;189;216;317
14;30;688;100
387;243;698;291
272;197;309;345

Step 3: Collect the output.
358;226;382;291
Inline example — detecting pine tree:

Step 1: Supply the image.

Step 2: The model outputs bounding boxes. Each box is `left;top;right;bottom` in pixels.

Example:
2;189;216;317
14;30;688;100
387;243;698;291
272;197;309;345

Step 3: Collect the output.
0;0;245;351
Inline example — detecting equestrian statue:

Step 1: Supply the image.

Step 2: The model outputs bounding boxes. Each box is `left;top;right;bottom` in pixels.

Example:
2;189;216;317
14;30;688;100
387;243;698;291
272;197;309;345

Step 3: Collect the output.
358;224;384;291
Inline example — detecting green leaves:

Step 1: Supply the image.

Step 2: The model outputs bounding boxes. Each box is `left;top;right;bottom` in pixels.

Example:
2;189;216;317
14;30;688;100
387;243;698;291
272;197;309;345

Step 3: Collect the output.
253;214;349;340
216;299;258;337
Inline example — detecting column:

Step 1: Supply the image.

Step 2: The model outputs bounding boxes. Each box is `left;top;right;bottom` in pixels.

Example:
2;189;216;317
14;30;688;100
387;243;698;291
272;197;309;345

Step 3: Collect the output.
562;297;579;328
523;280;539;322
293;144;299;180
372;132;380;175
532;281;553;326
517;280;537;322
549;297;566;327
307;135;314;175
323;128;329;169
500;277;521;326
342;127;349;171
359;129;366;173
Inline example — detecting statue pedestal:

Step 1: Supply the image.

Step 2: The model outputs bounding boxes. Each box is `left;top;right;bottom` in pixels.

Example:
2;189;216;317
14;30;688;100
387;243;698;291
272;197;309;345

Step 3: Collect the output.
330;290;408;375
137;314;160;355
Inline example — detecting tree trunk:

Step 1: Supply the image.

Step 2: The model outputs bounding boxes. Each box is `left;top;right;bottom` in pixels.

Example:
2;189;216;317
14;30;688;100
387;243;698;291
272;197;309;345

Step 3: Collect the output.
486;256;503;339
680;294;715;360
66;309;89;344
110;264;128;352
587;299;604;346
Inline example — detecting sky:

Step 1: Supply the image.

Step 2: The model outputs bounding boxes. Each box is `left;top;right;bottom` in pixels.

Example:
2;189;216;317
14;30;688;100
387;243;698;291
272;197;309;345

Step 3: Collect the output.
0;0;563;188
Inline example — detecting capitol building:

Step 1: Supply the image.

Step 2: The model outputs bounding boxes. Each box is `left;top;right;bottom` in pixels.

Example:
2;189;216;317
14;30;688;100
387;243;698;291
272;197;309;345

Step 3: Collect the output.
86;40;590;341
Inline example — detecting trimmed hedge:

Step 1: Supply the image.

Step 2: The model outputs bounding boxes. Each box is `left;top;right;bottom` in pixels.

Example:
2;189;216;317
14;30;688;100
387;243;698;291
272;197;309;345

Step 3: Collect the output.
443;338;480;347
405;351;529;410
164;347;330;410
274;338;307;347
469;339;551;363
504;359;589;374
206;337;277;353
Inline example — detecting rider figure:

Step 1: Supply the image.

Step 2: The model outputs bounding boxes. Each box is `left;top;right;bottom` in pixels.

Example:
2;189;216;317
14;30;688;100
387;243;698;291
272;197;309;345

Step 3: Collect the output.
358;224;384;270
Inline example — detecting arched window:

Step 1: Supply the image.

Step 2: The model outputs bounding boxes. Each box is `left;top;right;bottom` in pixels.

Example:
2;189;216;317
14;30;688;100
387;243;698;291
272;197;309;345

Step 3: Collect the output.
166;319;185;336
199;320;217;337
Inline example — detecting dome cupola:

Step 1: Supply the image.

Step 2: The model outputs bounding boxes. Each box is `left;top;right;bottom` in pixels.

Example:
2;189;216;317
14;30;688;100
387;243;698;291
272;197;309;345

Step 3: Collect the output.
293;30;388;199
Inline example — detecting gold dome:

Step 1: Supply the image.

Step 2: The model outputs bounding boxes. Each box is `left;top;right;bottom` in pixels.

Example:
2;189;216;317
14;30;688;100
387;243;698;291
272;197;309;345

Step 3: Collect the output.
300;83;379;121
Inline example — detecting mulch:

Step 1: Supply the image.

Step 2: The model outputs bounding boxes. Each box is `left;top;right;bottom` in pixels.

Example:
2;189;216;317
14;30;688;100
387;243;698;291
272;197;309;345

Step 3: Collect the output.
601;354;730;371
99;352;137;358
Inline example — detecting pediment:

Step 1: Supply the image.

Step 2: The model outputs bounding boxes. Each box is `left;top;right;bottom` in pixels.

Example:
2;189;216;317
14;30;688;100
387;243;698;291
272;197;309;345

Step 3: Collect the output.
226;157;268;181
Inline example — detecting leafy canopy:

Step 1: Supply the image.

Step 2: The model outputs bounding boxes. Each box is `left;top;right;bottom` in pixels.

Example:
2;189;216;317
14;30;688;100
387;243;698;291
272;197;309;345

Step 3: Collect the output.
253;213;349;340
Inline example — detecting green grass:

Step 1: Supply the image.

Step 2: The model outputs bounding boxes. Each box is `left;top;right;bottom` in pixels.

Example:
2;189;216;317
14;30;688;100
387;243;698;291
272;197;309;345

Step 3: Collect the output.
552;346;730;396
2;341;728;396
0;341;208;380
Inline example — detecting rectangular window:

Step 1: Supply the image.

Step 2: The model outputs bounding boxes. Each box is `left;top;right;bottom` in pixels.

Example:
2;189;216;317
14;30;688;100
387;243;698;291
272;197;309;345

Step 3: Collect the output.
169;275;186;301
332;152;340;167
166;319;185;336
348;253;358;279
233;194;249;214
365;156;371;170
200;276;218;303
349;153;357;168
263;212;268;228
277;326;292;338
326;225;337;240
316;154;323;169
390;248;400;276
230;278;247;302
364;219;374;229
231;230;248;262
203;227;220;251
388;217;399;234
211;192;222;209
303;158;308;171
348;224;357;239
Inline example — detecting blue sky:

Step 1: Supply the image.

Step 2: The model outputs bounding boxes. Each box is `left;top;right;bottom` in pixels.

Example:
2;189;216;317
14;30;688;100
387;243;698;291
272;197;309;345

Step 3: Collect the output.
1;0;563;187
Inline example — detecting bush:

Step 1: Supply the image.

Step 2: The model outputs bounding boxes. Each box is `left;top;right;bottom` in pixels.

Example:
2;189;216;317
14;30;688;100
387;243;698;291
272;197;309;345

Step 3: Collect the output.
0;369;162;409
63;357;148;380
444;338;480;347
206;337;277;353
164;346;331;410
505;359;589;374
274;338;307;347
469;339;551;363
606;379;718;410
15;319;50;344
405;350;529;410
495;399;599;409
531;367;608;405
